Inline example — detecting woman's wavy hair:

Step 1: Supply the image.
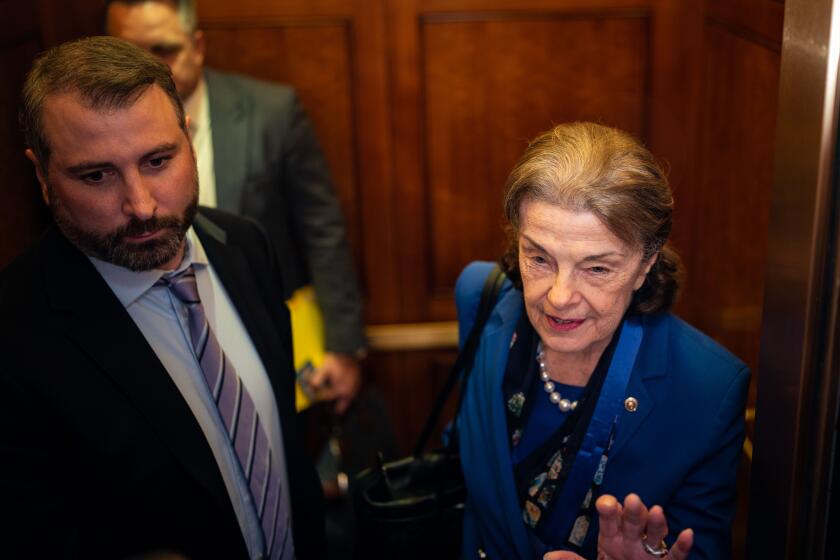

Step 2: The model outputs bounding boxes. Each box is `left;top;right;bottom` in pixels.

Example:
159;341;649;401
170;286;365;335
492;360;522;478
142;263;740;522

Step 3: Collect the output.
501;122;682;315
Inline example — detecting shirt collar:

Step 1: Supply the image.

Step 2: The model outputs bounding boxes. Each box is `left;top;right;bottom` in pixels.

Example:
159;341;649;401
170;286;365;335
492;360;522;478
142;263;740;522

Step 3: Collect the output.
184;75;209;136
89;227;209;307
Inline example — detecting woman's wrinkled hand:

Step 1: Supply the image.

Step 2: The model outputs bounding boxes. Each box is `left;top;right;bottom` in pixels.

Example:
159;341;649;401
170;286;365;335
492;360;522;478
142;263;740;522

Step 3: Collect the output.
542;493;693;560
595;493;692;559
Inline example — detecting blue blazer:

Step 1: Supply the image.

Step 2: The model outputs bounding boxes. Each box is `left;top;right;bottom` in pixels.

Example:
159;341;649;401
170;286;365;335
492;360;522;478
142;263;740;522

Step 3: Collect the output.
455;262;749;560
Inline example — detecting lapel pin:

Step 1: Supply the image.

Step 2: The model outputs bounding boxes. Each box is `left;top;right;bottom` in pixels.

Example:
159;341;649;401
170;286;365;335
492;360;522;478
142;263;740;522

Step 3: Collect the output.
624;397;639;412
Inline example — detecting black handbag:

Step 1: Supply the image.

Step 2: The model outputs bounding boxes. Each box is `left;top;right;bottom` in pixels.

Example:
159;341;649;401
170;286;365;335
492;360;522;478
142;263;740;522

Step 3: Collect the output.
354;265;506;559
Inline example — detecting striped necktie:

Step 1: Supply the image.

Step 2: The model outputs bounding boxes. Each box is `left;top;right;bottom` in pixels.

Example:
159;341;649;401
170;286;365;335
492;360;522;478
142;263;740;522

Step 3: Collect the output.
158;266;294;559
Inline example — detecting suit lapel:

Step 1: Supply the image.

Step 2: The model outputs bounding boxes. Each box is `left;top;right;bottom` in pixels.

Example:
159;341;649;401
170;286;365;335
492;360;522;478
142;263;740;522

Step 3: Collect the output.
205;69;250;213
609;316;669;458
194;215;265;357
193;214;292;409
477;289;669;470
481;288;536;558
43;230;231;511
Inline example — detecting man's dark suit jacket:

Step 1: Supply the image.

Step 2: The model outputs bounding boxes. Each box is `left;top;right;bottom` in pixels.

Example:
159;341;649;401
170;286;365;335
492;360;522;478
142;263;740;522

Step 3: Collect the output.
0;208;325;559
206;68;365;354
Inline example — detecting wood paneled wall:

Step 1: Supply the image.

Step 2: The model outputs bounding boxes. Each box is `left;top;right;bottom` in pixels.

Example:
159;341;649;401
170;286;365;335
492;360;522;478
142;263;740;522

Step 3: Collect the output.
197;10;783;557
2;2;48;269
679;0;783;381
197;0;711;325
2;1;783;555
196;0;779;433
390;0;704;322
397;8;652;318
200;0;400;323
1;0;105;269
680;1;783;553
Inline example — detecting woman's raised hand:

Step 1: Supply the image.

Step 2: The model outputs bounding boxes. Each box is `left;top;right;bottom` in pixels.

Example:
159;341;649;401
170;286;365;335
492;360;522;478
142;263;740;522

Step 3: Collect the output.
594;493;692;559
543;493;693;560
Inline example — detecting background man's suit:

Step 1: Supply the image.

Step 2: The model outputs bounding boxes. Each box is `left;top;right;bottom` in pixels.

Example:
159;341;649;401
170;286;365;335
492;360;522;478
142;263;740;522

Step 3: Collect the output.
0;208;325;559
205;68;364;354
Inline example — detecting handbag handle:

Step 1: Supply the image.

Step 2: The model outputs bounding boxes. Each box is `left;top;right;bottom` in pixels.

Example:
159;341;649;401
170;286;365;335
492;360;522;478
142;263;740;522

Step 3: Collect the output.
412;264;506;457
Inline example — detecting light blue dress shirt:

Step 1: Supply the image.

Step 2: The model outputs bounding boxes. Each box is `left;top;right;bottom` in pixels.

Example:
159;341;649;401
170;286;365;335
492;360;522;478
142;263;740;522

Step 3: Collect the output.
90;229;293;560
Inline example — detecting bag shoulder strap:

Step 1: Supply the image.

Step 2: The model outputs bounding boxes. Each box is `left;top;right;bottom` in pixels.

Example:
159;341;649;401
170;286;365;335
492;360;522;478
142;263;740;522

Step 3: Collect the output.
413;264;506;456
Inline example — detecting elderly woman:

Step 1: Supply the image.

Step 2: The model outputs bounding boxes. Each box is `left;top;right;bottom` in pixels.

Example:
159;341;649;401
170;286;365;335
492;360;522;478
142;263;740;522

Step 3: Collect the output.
455;122;748;559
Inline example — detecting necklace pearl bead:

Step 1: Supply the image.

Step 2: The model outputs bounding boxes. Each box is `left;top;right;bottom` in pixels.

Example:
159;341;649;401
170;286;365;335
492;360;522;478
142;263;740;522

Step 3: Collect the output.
537;342;579;413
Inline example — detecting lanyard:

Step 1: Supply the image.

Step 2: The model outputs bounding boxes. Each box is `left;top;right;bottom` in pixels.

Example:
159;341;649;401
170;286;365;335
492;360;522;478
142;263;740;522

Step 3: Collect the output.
542;317;643;549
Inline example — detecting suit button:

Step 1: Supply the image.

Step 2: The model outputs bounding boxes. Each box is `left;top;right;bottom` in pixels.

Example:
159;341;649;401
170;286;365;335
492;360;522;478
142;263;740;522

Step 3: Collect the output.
478;548;487;558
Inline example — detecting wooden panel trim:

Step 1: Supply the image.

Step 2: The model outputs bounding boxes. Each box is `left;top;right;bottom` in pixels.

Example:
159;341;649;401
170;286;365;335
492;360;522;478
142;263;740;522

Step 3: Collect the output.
199;0;355;19
416;14;433;303
705;13;782;53
351;2;401;323
415;0;655;10
200;15;353;28
707;0;784;47
418;8;649;23
366;321;458;350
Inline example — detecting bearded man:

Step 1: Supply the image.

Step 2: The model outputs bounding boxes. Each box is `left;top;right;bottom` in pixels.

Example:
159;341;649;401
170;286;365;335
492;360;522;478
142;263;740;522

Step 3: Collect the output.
0;36;323;560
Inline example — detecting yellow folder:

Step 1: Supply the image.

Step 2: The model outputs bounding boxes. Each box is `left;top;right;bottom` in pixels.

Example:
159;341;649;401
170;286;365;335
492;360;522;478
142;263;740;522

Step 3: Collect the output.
285;285;325;411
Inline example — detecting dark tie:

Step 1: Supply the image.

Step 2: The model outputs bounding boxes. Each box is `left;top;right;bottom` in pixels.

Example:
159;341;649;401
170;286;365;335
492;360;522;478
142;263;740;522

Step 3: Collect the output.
158;266;294;559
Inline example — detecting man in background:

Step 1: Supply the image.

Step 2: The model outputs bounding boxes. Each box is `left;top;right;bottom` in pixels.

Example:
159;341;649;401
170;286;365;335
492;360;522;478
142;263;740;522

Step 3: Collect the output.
106;0;365;414
0;36;323;559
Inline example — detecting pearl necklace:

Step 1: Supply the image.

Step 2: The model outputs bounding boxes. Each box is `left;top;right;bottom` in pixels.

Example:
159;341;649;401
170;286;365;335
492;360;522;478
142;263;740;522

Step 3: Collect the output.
536;342;579;412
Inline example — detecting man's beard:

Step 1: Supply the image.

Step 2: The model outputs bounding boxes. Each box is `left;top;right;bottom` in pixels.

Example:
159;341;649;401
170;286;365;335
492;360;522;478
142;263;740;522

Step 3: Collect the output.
50;190;198;272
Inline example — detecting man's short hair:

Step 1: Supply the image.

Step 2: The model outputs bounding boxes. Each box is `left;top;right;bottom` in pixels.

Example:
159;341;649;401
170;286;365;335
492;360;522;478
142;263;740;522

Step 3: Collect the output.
104;0;199;34
19;35;186;174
